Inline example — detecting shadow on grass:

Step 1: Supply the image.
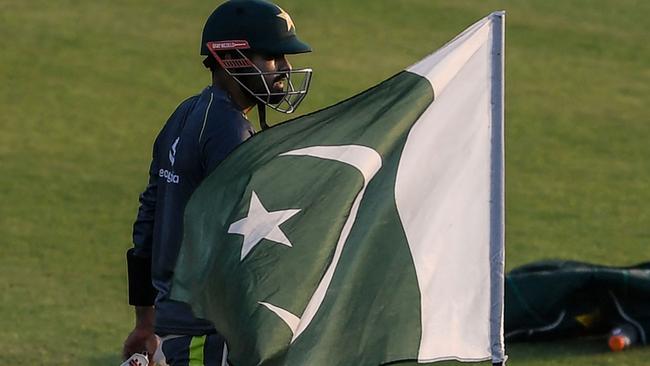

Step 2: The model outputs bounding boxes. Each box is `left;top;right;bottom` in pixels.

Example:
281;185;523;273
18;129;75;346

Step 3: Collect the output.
506;337;609;364
391;337;616;366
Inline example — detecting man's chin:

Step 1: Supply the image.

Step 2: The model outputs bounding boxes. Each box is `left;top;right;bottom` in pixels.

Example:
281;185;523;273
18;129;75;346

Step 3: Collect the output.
268;94;286;104
267;87;286;104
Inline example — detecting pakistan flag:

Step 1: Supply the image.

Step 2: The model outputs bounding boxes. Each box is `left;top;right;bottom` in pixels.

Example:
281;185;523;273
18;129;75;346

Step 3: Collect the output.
172;12;506;366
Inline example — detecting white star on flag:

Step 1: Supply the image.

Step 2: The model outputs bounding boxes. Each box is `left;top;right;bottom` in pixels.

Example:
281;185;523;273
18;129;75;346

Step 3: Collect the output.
228;190;301;260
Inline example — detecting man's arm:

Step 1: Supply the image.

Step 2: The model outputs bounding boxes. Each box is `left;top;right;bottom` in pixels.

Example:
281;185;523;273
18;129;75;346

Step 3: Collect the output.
123;145;160;361
122;306;157;361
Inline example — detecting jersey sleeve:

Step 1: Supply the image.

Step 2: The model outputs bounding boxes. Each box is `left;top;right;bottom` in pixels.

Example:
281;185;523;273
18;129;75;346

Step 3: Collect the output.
131;138;159;257
128;137;160;306
130;96;197;254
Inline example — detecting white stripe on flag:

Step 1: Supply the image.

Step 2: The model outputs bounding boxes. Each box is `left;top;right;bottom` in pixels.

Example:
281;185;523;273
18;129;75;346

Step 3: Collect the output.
397;11;505;363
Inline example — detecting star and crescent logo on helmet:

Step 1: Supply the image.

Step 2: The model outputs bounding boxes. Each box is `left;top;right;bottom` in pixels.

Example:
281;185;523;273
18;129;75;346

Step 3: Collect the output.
275;6;295;31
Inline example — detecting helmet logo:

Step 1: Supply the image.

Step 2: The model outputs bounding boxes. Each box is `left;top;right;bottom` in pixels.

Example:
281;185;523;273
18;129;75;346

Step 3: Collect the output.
276;7;295;32
209;40;250;50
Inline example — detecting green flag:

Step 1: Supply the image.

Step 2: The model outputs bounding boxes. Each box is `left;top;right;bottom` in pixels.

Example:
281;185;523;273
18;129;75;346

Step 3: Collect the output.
172;11;506;366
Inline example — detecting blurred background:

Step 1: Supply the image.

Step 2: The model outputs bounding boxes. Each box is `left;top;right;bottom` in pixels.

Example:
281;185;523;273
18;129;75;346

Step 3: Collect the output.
1;0;648;364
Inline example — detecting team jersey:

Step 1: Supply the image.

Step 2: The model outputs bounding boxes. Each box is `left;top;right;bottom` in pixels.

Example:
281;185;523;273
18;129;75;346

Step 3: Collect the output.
132;85;255;335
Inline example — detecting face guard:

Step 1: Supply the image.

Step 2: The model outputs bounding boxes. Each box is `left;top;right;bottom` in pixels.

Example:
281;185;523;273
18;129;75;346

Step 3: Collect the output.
206;40;312;114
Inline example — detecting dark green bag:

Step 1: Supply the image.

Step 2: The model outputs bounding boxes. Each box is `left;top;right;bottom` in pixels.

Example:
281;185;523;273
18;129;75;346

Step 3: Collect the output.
505;260;650;344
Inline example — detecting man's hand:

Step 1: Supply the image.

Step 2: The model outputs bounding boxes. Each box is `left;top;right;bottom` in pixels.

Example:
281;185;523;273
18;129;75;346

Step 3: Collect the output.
122;306;157;364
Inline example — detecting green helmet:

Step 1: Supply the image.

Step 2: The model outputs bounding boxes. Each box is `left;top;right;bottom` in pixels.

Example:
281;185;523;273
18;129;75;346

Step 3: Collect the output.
200;0;313;116
201;0;311;56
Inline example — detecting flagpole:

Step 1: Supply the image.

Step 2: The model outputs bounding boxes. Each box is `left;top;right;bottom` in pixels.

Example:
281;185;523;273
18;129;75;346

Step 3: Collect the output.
489;10;507;366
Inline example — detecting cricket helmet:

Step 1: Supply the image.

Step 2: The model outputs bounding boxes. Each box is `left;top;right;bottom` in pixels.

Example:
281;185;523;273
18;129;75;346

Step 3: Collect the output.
201;0;312;115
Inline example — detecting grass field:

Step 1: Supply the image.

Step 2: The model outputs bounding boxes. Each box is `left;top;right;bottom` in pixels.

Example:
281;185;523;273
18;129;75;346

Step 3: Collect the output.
1;0;649;364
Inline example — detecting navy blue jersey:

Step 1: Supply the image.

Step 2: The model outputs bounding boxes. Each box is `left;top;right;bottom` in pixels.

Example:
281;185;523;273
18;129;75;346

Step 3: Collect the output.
132;86;254;335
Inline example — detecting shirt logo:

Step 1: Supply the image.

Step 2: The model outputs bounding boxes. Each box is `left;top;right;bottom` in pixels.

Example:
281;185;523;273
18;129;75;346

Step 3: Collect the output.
160;137;180;184
169;137;179;166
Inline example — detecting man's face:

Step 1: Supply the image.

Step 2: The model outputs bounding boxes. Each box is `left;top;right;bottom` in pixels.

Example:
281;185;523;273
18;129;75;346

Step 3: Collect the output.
242;52;292;104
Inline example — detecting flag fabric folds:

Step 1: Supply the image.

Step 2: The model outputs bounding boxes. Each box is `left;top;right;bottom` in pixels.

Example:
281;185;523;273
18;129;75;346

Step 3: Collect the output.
171;11;506;365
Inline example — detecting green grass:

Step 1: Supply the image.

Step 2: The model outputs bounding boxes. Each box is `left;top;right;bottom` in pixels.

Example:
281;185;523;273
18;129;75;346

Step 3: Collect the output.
1;0;649;364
